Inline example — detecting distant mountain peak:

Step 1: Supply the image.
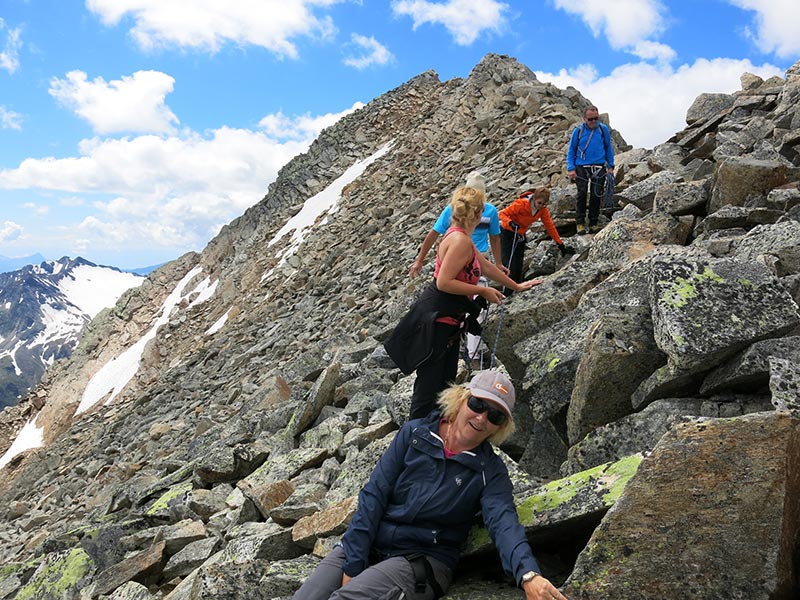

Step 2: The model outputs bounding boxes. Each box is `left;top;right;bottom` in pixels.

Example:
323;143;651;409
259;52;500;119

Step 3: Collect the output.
0;257;144;409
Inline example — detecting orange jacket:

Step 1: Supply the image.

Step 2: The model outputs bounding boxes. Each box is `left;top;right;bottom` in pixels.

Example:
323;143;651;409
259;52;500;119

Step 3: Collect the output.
499;195;563;245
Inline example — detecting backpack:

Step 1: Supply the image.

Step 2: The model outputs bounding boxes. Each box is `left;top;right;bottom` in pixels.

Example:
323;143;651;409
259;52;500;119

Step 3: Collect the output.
573;122;611;166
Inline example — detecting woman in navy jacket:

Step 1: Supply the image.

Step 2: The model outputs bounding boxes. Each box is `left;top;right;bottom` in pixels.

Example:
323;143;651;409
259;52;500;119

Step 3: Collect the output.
293;370;568;600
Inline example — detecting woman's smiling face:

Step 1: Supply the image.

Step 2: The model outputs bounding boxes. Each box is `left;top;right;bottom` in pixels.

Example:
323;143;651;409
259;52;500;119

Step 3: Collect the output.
451;396;502;447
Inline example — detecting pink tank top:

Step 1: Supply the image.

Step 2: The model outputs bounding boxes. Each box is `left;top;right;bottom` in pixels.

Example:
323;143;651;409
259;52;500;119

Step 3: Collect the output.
434;227;481;285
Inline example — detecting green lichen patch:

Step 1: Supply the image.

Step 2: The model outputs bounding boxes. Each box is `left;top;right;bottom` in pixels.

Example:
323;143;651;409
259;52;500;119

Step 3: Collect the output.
16;548;94;600
516;453;644;525
464;454;644;555
145;480;193;516
660;266;723;308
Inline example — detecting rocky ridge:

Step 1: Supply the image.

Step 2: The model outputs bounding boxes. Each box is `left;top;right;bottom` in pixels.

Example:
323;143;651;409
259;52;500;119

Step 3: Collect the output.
0;54;798;599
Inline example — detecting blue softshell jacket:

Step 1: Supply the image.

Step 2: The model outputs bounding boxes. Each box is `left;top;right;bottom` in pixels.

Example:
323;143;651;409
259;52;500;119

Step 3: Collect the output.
566;122;615;171
341;412;541;585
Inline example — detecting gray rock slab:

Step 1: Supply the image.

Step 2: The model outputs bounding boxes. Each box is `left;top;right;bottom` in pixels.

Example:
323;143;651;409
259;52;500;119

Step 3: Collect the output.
650;255;800;370
586;211;691;264
162;536;220;581
563;412;800;600
567;307;665;445
769;356;800;411
701;335;800;395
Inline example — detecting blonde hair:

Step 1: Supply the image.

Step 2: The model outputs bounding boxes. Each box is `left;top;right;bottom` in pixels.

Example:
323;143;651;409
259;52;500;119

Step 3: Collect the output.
450;186;485;230
437;385;516;446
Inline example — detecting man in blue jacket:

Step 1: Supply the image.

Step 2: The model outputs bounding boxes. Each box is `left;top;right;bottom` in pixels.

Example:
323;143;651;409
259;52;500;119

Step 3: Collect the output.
566;106;615;234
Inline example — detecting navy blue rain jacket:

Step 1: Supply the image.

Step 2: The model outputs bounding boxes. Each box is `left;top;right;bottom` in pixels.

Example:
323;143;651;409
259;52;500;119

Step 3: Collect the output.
341;412;541;585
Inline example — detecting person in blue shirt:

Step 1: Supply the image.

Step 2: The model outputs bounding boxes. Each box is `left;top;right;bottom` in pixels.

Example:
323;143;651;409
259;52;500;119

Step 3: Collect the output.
566;106;615;235
292;370;568;600
409;172;505;279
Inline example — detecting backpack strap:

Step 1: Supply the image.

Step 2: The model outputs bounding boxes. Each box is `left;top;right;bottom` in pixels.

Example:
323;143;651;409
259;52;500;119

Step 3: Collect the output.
600;123;610;166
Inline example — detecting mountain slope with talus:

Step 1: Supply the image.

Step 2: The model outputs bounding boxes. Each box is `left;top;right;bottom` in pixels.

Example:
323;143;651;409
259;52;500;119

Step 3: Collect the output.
0;54;798;599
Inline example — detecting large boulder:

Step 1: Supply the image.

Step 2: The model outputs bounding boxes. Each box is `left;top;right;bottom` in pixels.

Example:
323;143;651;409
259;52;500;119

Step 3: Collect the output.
710;157;791;212
586;211;691;264
650;256;800;370
562;412;800;599
701;336;800;395
685;92;734;125
566;307;665;445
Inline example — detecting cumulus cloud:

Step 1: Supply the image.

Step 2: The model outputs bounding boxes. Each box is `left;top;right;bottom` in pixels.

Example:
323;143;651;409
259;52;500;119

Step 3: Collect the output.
0;105;361;258
1;106;23;130
552;0;671;58
535;57;784;149
86;0;337;57
631;40;676;63
0;221;23;243
0;19;21;74
258;102;364;140
726;0;800;58
49;70;179;135
392;0;508;45
344;34;394;69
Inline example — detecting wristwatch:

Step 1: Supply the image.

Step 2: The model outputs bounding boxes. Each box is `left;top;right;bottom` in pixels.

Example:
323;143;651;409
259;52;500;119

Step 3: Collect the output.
521;570;541;585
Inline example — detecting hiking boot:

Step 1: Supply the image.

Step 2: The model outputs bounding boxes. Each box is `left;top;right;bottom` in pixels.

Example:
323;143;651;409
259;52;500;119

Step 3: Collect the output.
588;224;602;234
576;223;587;235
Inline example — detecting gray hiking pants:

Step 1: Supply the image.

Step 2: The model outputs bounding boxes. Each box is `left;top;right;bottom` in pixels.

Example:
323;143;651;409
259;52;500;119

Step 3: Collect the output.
292;546;453;600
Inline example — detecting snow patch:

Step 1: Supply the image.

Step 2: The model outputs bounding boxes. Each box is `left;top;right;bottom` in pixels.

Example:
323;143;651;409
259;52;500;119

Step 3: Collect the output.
264;142;393;278
59;265;144;318
206;308;231;335
0;416;44;471
33;303;86;349
76;266;216;415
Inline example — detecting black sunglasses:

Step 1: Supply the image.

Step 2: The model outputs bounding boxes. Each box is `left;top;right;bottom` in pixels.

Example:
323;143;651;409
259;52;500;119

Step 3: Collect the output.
467;395;508;426
586;117;599;122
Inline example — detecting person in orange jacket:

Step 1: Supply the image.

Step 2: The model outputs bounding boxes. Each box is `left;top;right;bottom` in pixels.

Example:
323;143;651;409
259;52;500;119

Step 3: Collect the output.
498;187;574;288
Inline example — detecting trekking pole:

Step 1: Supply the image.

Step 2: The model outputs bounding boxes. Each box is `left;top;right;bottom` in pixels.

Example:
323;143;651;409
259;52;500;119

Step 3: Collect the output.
488;225;523;370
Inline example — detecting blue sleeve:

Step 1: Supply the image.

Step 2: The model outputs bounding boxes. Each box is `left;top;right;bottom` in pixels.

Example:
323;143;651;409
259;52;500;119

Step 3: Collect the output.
487;204;501;236
603;124;615;167
433;206;452;235
480;458;541;584
566;127;579;171
341;424;411;577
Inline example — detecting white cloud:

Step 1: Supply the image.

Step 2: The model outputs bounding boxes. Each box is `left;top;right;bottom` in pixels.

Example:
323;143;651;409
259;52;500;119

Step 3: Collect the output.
0;105;360;257
0;19;22;74
344;34;394;69
59;196;85;207
86;0;338;57
552;0;671;56
23;202;50;216
0;106;23;130
258;102;364;139
0;221;23;242
631;40;676;63
392;0;508;45
536;57;785;149
726;0;800;58
49;70;178;135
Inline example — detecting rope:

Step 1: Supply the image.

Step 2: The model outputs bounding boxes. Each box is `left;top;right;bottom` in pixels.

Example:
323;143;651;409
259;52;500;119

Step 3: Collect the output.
463;223;523;374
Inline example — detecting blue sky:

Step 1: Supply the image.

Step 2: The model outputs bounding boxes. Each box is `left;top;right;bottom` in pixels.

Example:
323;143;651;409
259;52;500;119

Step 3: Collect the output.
0;1;798;270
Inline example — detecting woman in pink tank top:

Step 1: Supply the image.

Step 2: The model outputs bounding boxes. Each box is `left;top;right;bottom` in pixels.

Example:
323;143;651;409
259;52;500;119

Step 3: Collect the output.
400;184;542;420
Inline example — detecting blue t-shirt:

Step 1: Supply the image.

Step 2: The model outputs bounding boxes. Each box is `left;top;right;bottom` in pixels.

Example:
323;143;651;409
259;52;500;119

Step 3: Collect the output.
433;203;500;253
